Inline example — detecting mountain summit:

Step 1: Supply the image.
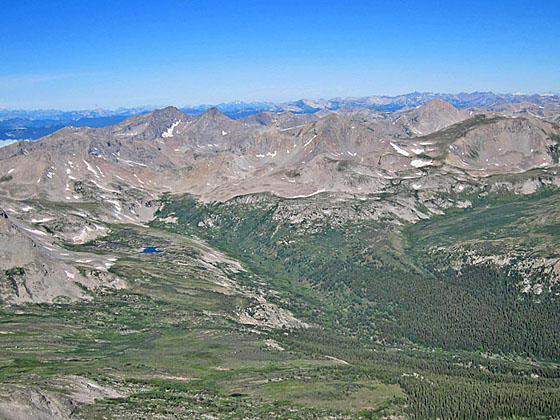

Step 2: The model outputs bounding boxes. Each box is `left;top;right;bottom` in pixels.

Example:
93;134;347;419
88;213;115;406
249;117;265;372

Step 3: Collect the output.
392;97;471;135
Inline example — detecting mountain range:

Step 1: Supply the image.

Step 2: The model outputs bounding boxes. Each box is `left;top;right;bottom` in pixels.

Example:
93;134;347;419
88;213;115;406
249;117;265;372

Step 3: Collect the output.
1;94;560;419
2;91;559;144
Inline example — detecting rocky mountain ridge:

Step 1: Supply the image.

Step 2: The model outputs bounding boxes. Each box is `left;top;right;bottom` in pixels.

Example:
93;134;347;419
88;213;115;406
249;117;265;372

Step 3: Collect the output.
1;99;558;202
0;98;559;304
2;91;559;143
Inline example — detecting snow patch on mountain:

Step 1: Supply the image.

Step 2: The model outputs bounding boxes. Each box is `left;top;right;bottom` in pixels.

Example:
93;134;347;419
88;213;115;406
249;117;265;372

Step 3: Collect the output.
411;159;433;168
162;121;180;138
391;142;410;156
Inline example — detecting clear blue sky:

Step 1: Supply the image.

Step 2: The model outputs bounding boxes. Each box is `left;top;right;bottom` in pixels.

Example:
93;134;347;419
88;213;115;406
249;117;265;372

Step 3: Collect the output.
1;0;558;110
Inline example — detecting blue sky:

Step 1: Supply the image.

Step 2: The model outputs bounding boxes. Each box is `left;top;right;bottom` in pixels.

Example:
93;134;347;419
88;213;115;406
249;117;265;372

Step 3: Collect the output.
1;0;558;109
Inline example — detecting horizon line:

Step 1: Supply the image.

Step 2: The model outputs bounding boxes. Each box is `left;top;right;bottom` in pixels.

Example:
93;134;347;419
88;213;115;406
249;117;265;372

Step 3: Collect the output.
1;90;558;113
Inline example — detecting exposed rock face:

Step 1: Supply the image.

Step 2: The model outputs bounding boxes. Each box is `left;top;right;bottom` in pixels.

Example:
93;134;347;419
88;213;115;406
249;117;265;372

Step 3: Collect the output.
0;376;124;420
0;208;124;304
237;297;309;329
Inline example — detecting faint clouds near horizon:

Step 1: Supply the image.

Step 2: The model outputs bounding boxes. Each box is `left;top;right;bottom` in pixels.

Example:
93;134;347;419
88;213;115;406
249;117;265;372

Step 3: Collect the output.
0;72;106;89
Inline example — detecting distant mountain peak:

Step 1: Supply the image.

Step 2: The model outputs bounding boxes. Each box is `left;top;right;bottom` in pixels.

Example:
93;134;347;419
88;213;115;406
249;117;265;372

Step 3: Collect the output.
192;107;237;126
150;106;187;119
199;107;227;118
422;98;457;111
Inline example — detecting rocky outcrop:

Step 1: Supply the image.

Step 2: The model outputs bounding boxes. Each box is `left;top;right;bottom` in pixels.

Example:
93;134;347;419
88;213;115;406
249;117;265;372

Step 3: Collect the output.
0;376;124;420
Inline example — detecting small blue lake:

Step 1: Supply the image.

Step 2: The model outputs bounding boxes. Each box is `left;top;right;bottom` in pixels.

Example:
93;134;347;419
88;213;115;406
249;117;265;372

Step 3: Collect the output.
141;247;163;253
